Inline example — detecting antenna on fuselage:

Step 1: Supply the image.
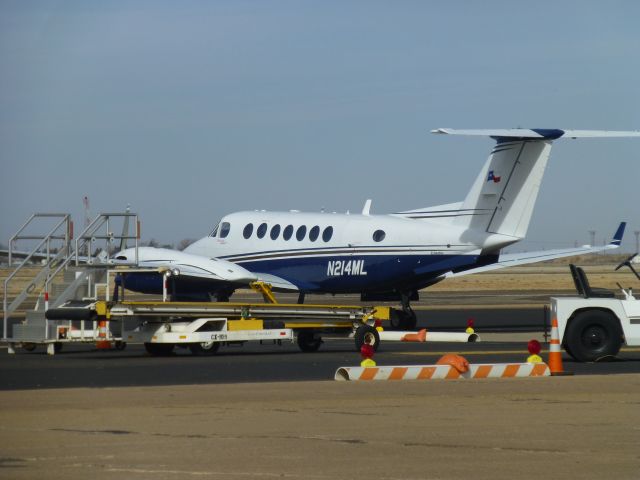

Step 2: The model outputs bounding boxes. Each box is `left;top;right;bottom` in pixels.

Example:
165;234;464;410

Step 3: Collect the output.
362;199;372;216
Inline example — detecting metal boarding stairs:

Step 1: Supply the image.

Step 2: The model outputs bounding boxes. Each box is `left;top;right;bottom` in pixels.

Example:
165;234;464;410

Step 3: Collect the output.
2;211;139;353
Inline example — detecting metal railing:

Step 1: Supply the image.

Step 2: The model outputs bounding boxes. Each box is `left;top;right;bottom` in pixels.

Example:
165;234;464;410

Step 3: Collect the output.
2;211;140;342
3;214;72;339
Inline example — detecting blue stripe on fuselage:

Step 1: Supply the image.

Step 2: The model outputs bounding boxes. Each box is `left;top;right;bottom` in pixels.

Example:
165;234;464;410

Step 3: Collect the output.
117;254;482;296
237;253;479;293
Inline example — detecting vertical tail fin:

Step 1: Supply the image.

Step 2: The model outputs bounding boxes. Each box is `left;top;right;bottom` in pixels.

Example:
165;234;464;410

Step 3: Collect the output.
432;128;640;239
455;138;552;238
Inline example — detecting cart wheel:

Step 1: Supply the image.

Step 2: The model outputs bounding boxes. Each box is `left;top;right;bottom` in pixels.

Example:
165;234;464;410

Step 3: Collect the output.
144;343;175;356
297;331;323;352
189;341;220;356
22;343;37;352
53;342;63;353
354;324;380;352
565;310;622;362
114;341;127;351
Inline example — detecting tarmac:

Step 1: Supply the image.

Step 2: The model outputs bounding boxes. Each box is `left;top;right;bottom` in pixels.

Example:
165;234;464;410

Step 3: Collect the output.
1;374;639;479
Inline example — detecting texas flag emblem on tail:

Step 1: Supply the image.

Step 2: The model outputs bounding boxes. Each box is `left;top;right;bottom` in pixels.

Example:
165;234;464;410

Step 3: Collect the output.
487;170;501;183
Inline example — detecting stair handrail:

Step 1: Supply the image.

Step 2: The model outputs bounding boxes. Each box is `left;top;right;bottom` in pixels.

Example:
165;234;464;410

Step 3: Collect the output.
74;212;139;267
3;211;139;341
3;214;72;339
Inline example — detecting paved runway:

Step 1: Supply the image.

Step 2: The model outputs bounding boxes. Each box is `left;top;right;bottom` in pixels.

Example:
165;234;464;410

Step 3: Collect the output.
2;307;640;390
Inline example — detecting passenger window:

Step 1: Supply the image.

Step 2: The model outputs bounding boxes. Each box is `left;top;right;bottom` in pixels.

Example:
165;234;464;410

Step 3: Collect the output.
296;225;307;241
322;226;333;242
373;229;386;242
283;225;294;240
309;225;320;242
270;224;281;240
257;223;268;239
243;223;253;239
220;222;231;238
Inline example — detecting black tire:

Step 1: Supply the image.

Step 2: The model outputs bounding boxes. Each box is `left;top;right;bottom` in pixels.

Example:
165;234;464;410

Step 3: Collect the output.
354;324;380;352
144;343;175;356
389;309;417;330
114;341;127;351
402;310;417;330
297;330;323;352
53;342;63;354
389;309;403;330
564;310;623;362
22;343;37;352
189;341;221;356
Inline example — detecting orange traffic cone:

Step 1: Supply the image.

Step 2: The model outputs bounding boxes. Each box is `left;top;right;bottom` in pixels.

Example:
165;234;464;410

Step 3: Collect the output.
96;320;111;350
548;317;572;376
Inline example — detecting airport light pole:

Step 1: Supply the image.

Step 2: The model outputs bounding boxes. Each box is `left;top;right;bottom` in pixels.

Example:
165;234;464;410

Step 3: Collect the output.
588;230;596;247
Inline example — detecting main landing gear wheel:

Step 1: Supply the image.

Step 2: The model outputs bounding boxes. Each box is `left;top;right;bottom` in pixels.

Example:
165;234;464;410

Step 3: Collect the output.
297;331;323;352
354;324;380;352
22;343;37;352
564;311;623;362
144;343;175;356
389;291;418;330
390;309;417;330
189;341;221;356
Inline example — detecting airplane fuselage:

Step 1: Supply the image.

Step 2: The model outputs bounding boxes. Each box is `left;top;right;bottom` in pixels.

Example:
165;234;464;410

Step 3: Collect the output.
182;210;514;294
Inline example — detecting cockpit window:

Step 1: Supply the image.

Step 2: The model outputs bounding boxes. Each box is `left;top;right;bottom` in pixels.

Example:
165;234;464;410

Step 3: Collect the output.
209;222;220;237
257;222;268;239
219;222;231;238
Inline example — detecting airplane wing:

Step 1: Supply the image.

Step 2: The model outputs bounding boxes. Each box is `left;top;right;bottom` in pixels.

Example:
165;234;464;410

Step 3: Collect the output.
252;272;300;292
446;222;626;278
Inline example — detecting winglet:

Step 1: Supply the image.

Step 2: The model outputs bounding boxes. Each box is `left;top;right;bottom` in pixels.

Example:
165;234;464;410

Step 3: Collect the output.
610;222;626;246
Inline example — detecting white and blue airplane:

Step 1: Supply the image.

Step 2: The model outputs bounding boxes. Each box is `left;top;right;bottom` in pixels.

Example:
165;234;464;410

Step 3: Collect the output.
114;128;636;328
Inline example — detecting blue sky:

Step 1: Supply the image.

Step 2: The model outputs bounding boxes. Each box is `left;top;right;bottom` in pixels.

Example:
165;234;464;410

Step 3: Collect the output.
1;1;639;250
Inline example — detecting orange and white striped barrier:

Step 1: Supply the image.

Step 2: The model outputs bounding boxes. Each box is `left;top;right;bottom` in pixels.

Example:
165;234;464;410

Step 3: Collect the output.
334;362;550;381
378;329;479;343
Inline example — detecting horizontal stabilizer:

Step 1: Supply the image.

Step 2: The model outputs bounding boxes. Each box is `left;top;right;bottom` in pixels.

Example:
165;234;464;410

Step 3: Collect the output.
431;128;640;139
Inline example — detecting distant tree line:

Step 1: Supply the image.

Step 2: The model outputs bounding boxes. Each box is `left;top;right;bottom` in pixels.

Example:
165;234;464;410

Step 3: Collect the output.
140;238;196;251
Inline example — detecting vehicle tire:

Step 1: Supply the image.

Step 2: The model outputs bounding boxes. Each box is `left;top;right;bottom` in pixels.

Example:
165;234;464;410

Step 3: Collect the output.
297;330;323;352
22;343;37;352
189;341;221;356
53;342;63;354
144;342;175;356
114;341;127;351
354;324;380;352
564;310;623;362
